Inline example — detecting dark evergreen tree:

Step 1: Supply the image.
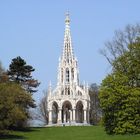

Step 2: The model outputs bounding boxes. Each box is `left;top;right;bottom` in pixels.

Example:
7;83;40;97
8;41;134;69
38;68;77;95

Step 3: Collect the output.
8;56;40;93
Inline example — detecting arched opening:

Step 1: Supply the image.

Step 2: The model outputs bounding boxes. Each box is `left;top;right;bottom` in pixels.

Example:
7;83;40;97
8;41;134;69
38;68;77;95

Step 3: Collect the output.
76;101;84;123
61;89;64;95
71;68;74;80
52;102;58;124
68;88;70;95
66;68;69;83
62;101;72;123
64;87;70;95
78;91;82;96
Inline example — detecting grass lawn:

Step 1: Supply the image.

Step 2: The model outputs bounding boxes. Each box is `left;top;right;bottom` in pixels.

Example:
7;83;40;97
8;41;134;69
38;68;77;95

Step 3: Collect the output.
0;126;140;140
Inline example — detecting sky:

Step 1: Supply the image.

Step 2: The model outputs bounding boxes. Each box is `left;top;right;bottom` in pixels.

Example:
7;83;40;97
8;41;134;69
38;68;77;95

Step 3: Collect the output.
0;0;140;103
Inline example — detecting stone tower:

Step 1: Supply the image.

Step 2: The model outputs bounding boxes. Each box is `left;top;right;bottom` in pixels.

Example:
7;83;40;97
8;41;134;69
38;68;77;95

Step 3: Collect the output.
47;13;90;126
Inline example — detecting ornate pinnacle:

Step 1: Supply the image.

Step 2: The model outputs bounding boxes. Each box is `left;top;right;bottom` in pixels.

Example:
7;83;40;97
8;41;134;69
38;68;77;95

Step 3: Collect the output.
65;12;70;25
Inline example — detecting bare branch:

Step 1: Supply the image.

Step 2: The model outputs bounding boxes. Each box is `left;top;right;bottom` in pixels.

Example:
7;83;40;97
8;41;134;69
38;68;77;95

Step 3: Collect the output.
100;23;140;66
33;91;48;125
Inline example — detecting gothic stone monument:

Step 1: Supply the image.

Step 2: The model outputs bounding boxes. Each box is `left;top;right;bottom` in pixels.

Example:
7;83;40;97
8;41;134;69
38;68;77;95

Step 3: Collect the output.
47;13;90;126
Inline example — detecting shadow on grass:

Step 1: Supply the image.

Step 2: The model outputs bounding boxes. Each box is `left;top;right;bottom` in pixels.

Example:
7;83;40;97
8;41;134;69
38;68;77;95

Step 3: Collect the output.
0;128;40;139
0;134;26;139
15;127;40;132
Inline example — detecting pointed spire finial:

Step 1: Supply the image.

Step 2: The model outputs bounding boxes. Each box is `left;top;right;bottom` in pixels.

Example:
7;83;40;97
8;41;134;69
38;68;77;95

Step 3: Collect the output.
65;11;70;25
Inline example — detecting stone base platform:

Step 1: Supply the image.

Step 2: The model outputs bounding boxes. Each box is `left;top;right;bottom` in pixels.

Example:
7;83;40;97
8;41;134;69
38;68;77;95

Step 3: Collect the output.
45;123;90;127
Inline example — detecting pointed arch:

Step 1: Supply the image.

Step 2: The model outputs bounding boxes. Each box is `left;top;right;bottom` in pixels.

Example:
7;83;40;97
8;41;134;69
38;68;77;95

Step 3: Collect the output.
76;101;84;123
62;101;72;123
66;68;70;83
71;68;74;80
52;101;59;124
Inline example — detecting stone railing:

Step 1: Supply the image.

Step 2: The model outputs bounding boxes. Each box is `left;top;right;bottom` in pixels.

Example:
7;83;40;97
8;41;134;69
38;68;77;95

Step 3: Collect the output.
48;94;87;101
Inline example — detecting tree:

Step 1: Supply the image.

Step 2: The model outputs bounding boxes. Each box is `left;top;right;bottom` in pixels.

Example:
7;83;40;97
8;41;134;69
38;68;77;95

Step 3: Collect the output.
34;91;48;125
100;24;140;65
7;56;40;93
2;56;39;130
0;83;36;134
112;38;140;87
99;25;140;134
89;83;102;125
100;72;140;134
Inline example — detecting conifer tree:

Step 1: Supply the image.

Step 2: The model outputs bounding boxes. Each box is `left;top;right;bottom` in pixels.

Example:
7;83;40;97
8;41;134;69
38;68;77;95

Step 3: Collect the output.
8;56;40;93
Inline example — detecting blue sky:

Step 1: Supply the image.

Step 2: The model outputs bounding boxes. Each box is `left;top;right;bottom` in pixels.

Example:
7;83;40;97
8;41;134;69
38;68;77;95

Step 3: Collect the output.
0;0;140;103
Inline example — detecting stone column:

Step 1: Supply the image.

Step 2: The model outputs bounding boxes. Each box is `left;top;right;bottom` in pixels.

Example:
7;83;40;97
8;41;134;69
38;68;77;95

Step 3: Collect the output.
72;109;76;123
70;110;72;123
48;110;52;125
84;109;87;124
87;109;89;123
58;109;62;124
64;113;66;123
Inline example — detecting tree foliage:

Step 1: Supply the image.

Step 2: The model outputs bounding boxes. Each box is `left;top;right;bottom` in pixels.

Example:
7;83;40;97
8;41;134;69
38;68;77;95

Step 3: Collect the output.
0;83;36;134
100;25;140;134
0;57;39;135
113;38;140;87
7;56;40;93
100;72;140;134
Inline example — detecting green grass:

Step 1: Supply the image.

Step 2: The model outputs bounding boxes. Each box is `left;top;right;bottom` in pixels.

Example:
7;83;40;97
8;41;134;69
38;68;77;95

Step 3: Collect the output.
1;126;140;140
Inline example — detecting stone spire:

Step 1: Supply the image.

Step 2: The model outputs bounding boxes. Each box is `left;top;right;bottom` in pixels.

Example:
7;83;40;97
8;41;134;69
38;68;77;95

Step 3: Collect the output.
47;13;90;126
62;12;74;62
57;13;79;86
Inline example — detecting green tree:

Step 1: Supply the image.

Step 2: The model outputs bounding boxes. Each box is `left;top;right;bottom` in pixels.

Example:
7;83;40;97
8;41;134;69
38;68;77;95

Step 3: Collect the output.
100;30;140;134
8;56;40;93
0;83;36;134
112;38;140;87
100;72;140;134
0;57;39;133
